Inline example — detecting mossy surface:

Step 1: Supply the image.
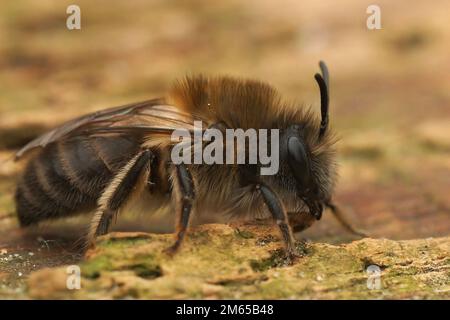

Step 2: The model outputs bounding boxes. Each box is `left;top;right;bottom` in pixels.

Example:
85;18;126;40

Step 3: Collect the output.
23;224;449;299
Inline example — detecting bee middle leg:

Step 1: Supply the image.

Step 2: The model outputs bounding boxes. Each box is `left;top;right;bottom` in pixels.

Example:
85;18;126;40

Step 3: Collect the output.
164;163;195;255
86;149;154;248
257;183;297;261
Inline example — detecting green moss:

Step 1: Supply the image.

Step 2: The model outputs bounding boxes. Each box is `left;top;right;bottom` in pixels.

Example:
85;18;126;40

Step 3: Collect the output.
19;227;450;299
234;228;255;239
255;235;277;246
129;263;163;279
82;255;114;279
249;249;289;272
97;237;150;249
82;244;163;281
295;241;309;256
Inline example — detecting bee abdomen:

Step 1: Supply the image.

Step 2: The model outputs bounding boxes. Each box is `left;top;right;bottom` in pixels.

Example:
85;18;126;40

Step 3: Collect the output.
15;135;140;226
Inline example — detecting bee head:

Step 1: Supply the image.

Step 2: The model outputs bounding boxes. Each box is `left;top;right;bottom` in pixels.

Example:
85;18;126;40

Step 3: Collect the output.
279;61;335;219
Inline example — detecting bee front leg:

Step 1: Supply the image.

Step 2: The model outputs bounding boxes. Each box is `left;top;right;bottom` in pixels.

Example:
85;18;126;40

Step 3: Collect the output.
86;149;154;248
257;183;297;262
164;163;195;255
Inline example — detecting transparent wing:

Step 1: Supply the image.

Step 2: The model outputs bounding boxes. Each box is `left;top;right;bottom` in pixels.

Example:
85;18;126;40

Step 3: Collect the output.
15;98;198;160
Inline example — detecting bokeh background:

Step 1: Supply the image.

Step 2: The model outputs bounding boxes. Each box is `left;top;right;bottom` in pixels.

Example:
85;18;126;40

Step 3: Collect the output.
0;0;449;289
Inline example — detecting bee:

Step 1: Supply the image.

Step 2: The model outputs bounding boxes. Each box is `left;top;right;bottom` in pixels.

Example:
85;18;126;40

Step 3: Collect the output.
14;61;365;260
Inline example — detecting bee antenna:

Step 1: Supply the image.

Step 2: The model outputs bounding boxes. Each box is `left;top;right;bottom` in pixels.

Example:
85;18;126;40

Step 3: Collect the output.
314;60;329;139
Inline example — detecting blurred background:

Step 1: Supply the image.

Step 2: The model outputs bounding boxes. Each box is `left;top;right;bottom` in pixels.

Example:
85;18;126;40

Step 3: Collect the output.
0;0;449;287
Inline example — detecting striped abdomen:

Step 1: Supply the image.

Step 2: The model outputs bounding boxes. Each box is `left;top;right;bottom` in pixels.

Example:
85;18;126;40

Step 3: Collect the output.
15;135;141;226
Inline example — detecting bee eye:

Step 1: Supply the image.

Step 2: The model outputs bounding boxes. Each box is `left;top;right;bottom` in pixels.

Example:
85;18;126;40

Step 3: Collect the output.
287;136;310;186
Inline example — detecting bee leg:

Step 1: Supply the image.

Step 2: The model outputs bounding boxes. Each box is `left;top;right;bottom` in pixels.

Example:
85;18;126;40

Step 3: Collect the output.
164;163;195;255
86;149;154;248
257;183;297;262
325;201;369;237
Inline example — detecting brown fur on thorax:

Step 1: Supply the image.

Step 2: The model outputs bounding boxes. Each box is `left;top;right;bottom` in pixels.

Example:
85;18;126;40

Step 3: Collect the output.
168;76;337;168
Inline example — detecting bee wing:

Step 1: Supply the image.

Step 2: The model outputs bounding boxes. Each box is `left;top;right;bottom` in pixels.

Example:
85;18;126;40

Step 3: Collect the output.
15;98;199;160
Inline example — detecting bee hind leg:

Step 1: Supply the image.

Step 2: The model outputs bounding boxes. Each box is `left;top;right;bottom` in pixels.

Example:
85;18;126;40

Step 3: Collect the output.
85;149;155;249
164;163;195;256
